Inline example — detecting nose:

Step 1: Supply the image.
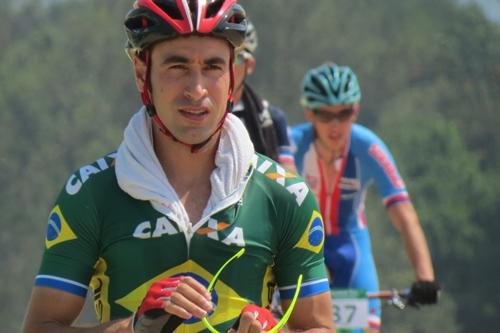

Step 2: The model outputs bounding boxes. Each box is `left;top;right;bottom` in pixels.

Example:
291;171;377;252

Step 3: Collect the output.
184;70;208;101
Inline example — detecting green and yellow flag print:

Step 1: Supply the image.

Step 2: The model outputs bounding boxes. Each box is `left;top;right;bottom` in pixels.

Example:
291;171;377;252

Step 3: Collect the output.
294;210;324;254
45;205;77;249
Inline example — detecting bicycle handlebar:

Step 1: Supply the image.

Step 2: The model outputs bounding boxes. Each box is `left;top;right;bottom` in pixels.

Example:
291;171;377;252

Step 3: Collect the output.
367;289;411;310
367;289;410;299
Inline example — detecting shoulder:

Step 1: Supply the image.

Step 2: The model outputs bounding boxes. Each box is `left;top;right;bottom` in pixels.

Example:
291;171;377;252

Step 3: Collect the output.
351;124;385;146
250;153;316;211
60;151;120;203
291;123;313;142
350;125;406;186
46;151;124;246
249;154;323;254
350;124;390;155
44;152;120;258
267;104;286;121
267;105;287;125
291;123;314;163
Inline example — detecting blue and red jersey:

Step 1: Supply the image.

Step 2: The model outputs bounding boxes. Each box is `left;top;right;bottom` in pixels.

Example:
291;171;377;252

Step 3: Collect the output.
292;123;409;236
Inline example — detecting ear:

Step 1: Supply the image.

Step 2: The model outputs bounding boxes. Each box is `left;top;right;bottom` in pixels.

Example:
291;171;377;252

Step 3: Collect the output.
245;56;256;75
304;107;314;122
133;56;147;93
352;103;361;121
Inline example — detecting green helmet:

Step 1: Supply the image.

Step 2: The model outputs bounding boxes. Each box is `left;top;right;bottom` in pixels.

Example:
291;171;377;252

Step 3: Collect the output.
300;63;361;109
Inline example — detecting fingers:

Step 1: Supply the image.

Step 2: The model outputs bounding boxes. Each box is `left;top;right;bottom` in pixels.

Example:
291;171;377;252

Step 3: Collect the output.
179;275;212;301
233;311;264;333
162;276;213;320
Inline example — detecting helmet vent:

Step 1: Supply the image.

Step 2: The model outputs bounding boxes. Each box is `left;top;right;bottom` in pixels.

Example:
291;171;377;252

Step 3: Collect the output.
125;15;151;30
326;76;340;98
311;75;328;97
206;0;224;18
153;0;183;19
343;73;353;93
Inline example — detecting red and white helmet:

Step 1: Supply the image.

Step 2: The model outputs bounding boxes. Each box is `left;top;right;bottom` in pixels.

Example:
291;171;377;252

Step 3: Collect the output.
124;0;247;152
125;0;247;53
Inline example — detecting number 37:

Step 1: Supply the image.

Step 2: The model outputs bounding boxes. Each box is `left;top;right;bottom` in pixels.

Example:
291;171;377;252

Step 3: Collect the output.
333;304;357;324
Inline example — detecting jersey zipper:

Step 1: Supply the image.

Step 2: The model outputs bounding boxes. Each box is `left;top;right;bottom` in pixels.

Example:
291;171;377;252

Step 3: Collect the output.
185;223;193;258
183;198;243;259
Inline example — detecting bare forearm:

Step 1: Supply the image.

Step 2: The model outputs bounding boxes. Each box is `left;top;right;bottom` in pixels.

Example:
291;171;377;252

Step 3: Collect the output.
22;317;132;333
286;327;336;333
22;287;135;333
281;293;336;333
388;201;435;281
401;219;435;280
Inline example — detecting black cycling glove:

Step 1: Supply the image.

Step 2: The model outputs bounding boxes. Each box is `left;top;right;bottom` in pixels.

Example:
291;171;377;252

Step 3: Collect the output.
408;280;440;306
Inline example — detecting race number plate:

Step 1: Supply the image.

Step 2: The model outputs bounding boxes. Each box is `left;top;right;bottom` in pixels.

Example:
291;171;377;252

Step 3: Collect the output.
331;289;369;330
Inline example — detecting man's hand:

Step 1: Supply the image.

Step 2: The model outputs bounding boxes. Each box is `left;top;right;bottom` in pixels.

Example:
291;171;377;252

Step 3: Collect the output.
230;304;281;333
408;280;440;306
133;276;213;333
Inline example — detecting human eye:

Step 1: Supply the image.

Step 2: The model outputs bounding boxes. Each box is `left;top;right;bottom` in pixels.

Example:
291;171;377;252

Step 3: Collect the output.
313;110;330;122
338;108;354;120
205;63;224;71
168;63;188;71
163;63;189;78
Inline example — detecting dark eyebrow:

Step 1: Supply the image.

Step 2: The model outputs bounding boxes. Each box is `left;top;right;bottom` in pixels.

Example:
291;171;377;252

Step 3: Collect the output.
162;55;190;65
161;55;228;66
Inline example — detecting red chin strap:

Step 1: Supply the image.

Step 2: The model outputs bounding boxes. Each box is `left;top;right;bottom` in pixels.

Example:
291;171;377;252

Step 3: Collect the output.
140;49;235;154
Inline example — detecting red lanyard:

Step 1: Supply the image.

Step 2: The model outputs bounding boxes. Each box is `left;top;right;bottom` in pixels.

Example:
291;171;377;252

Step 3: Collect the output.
317;152;348;236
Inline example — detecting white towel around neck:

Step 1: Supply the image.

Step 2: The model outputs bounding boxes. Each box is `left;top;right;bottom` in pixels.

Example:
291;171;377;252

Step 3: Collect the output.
115;108;255;232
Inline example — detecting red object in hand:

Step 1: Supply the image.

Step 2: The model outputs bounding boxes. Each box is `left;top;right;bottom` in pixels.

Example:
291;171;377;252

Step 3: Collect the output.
236;304;281;332
137;276;182;317
134;276;183;333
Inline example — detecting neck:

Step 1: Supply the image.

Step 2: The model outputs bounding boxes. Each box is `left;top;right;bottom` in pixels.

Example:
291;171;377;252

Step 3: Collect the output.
153;125;219;223
315;140;344;165
153;125;218;192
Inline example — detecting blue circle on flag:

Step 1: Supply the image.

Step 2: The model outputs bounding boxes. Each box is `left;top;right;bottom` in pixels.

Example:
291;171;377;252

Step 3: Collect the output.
308;217;323;246
46;212;62;241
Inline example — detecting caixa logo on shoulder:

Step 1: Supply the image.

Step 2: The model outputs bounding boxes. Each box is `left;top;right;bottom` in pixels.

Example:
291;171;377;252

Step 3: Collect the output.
66;153;117;195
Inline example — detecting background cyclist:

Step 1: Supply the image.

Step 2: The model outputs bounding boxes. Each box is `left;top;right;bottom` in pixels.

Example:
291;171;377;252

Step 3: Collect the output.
232;19;296;171
21;2;334;333
292;62;439;332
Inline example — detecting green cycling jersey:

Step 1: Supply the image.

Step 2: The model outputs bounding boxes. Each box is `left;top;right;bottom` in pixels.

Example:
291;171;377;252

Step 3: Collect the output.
36;152;329;332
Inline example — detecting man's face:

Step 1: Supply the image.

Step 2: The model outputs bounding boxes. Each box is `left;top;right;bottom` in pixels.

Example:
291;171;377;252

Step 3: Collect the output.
135;35;231;145
306;104;359;152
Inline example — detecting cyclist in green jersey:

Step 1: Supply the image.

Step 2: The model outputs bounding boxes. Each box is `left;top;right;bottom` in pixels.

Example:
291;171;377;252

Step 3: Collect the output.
21;1;334;333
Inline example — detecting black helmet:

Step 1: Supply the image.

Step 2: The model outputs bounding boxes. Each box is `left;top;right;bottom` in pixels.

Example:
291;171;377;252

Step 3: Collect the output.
125;0;247;54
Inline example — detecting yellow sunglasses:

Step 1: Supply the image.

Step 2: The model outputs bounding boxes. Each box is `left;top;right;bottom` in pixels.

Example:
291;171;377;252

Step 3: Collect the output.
201;248;303;333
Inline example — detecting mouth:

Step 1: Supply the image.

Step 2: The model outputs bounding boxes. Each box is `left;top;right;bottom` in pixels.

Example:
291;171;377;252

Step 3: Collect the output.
328;132;341;140
178;107;209;122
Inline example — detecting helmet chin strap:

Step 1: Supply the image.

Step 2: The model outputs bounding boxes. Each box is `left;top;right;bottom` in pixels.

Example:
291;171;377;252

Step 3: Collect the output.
140;49;235;154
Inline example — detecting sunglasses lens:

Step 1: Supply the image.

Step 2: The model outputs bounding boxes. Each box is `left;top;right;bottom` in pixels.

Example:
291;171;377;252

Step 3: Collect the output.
317;111;334;123
338;108;354;120
313;108;354;123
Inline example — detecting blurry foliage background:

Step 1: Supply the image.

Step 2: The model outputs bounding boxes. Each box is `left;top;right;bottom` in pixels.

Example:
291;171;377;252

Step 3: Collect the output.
1;0;499;332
